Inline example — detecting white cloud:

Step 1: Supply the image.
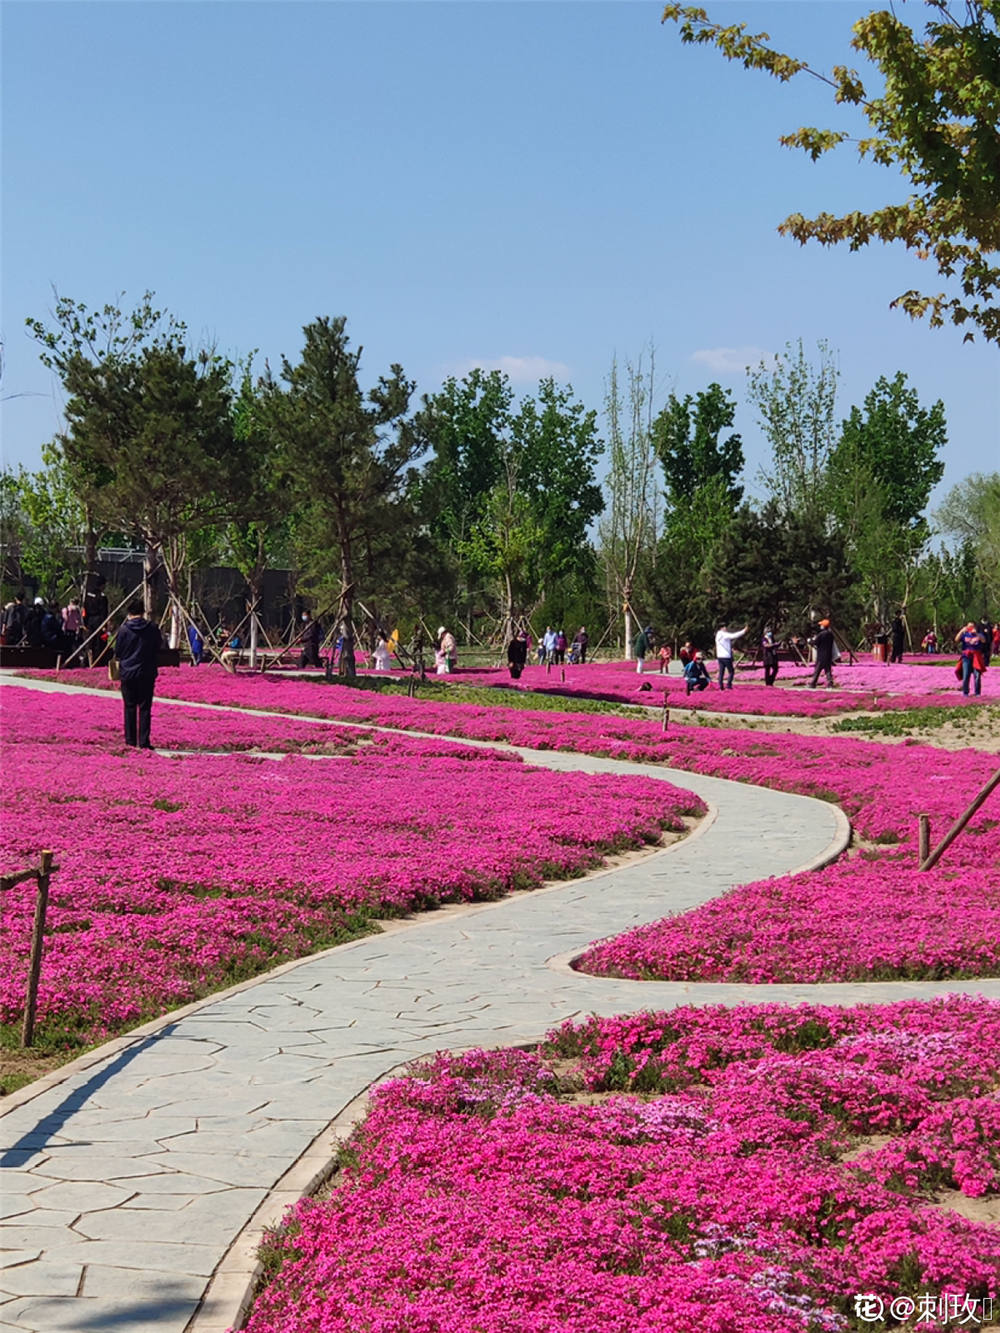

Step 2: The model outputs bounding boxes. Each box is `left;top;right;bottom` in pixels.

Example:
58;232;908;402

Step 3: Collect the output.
444;354;571;384
690;346;770;376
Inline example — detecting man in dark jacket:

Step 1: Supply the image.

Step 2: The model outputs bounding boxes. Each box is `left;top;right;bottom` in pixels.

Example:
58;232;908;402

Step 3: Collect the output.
809;619;836;689
890;612;906;664
298;611;322;668
23;598;46;647
40;602;68;654
506;631;528;679
1;593;27;645
114;601;162;748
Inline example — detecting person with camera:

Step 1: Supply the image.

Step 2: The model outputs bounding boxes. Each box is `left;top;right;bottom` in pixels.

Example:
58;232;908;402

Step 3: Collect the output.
809;619;836;689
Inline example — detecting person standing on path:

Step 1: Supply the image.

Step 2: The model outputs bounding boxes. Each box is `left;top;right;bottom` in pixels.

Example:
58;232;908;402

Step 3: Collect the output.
714;622;747;690
372;635;392;671
572;626;588;664
1;591;27;644
506;631;528;679
955;622;987;696
114;600;162;748
633;624;651;673
809;619;836;689
979;617;994;667
438;626;457;673
890;612;906;663
62;597;84;648
762;626;780;687
298;612;322;668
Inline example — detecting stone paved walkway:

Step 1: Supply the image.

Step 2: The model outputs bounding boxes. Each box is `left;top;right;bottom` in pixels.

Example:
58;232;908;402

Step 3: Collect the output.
2;677;997;1333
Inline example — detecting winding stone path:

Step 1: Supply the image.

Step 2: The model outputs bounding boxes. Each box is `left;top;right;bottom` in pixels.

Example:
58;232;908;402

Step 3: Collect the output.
1;677;997;1333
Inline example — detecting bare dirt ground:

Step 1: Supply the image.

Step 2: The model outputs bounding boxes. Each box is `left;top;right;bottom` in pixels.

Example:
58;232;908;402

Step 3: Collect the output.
671;704;1000;753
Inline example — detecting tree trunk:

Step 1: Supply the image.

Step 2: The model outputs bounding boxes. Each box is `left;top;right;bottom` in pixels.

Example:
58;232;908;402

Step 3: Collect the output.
336;518;357;682
143;544;158;620
623;581;634;661
502;571;515;651
83;528;98;601
249;599;260;670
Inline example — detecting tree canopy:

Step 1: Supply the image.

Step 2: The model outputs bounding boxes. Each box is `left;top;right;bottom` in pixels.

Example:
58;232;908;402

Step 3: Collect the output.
662;1;1000;342
264;315;421;678
652;383;744;510
416;370;603;637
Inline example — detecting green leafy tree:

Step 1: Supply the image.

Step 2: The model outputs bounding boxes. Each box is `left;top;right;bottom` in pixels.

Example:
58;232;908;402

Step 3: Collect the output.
26;293;239;638
417;371;603;643
935;471;1000;614
747;340;840;514
265;316;420;680
416;369;512;557
413;368;511;633
831;372;946;530
827;372;946;620
652;383;744;510
662;2;1000;341
221;367;294;663
648;383;745;644
6;459;89;601
509;379;604;595
599;350;661;654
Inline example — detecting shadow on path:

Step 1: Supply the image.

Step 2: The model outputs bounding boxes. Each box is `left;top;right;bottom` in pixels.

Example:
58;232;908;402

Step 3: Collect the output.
1;1025;180;1167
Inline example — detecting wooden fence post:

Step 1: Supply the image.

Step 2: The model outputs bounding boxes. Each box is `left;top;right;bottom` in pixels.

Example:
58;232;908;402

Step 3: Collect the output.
920;766;1000;872
22;851;53;1048
0;852;56;1048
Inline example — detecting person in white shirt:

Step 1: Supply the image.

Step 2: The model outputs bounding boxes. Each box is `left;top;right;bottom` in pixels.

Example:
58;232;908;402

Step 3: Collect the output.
372;636;392;670
714;623;747;690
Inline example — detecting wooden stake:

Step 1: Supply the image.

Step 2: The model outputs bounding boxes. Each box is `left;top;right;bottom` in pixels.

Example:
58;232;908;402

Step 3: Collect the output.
662;701;670;732
920;766;1000;872
918;814;930;865
22;851;53;1048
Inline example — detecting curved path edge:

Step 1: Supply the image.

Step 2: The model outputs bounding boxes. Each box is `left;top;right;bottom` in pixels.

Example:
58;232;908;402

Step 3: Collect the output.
2;676;996;1333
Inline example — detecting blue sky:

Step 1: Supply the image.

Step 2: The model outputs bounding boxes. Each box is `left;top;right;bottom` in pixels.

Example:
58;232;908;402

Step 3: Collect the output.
2;1;997;509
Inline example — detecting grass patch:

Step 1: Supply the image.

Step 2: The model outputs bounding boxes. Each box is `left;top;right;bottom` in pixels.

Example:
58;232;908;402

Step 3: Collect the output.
831;705;997;736
316;674;637;717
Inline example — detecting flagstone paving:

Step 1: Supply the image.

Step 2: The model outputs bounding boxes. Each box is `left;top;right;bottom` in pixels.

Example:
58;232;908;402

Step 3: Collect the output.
2;675;998;1333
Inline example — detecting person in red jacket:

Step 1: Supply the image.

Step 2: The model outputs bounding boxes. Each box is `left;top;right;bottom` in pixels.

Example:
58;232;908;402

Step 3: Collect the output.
955;622;987;697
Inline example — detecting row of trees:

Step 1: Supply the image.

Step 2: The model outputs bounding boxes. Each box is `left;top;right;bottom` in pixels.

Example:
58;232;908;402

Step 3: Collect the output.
2;297;995;670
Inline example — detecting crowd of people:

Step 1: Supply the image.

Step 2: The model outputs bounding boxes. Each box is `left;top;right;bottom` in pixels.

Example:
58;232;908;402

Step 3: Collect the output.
1;582;111;663
4;582;995;713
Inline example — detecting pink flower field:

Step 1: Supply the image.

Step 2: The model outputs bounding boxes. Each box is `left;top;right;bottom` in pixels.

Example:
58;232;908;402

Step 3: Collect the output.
0;689;703;1046
15;668;997;986
24;654;993;718
427;656;990;717
245;998;1000;1333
